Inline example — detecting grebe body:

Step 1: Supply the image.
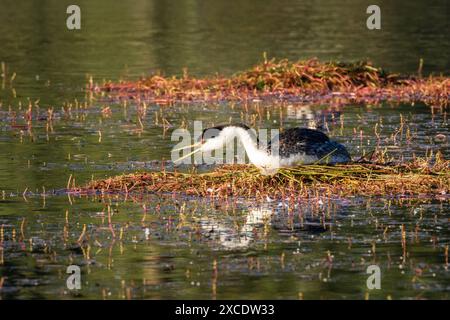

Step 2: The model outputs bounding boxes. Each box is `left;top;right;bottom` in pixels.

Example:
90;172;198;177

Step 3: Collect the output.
199;123;351;174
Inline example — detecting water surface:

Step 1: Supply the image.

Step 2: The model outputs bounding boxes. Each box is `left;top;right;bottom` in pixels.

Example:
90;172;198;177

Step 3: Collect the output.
0;0;449;299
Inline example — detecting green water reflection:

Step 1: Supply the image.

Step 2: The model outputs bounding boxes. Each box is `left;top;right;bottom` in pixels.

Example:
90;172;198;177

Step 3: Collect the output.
0;0;449;299
0;195;448;299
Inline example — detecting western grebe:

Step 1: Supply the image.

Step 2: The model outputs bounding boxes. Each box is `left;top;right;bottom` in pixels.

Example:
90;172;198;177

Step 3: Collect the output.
177;123;351;175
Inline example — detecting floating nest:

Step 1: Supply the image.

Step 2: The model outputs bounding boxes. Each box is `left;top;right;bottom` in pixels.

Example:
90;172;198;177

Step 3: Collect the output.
92;57;449;107
76;158;450;199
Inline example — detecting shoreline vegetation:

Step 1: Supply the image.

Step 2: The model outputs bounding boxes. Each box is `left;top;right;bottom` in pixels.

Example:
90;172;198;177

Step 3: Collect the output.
92;56;449;107
75;155;449;199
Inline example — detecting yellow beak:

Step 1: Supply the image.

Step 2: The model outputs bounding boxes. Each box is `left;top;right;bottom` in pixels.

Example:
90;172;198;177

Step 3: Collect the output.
173;147;202;163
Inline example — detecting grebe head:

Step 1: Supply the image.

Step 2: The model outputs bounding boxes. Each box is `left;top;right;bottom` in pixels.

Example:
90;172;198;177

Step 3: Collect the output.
199;123;254;152
199;123;279;175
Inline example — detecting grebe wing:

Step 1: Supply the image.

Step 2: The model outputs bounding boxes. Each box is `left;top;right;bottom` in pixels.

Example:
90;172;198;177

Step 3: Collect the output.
268;128;330;157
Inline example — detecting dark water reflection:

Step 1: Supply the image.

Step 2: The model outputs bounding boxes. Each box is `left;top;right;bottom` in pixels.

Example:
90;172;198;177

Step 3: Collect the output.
0;101;448;299
0;0;449;106
0;102;448;192
0;194;449;299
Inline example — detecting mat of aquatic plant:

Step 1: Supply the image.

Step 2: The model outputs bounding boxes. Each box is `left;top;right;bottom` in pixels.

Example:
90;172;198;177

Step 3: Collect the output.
77;156;449;199
92;57;449;107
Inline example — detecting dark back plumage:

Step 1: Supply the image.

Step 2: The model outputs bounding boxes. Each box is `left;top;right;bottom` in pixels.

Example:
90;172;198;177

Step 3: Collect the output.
268;127;350;162
201;124;351;163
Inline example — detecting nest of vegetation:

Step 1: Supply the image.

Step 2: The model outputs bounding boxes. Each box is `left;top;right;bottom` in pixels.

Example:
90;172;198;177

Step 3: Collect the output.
78;157;449;199
94;57;449;107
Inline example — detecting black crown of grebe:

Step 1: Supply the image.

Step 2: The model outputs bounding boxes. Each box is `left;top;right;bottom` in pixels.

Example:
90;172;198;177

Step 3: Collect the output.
190;123;351;175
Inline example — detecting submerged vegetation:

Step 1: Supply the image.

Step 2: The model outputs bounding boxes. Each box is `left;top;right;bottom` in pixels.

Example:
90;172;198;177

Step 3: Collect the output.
78;155;449;199
80;57;449;200
94;57;449;107
1;1;449;300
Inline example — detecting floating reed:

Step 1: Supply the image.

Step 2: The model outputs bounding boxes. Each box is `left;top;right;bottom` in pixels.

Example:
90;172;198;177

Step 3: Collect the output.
94;57;449;107
76;157;449;199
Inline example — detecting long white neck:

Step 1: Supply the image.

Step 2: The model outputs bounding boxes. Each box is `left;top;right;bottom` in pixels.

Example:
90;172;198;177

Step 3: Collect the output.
224;127;279;173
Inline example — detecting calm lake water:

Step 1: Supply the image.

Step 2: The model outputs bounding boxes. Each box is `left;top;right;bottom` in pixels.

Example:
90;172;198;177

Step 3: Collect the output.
0;0;449;299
